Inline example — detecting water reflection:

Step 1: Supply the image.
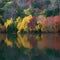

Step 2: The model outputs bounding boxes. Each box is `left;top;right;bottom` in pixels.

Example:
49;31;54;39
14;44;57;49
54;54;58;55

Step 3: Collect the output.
0;33;60;60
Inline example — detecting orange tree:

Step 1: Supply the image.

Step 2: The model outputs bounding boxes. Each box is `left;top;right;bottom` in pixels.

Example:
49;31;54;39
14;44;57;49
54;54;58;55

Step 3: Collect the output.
53;16;60;32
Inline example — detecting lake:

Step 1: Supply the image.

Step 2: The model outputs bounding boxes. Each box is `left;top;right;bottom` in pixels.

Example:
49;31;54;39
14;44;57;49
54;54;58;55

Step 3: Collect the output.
0;33;60;60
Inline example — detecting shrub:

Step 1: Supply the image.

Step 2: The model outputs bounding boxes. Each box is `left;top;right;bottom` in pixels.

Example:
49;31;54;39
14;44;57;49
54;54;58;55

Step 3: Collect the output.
4;18;13;28
52;8;59;16
44;10;53;17
44;8;59;17
0;8;4;15
7;23;18;33
17;6;27;18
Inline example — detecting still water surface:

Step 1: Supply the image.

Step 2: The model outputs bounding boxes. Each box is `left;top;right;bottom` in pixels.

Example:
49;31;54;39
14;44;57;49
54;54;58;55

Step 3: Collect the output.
0;33;60;60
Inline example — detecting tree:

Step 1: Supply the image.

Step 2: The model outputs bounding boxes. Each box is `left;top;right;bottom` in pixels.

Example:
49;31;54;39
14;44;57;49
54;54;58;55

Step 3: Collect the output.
28;16;37;32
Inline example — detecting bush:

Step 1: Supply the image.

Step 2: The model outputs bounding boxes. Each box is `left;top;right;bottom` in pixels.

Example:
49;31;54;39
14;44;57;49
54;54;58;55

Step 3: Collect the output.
44;10;53;17
31;1;42;9
0;8;4;15
0;17;4;25
52;8;59;16
17;6;27;18
7;23;18;33
44;8;59;17
0;24;2;32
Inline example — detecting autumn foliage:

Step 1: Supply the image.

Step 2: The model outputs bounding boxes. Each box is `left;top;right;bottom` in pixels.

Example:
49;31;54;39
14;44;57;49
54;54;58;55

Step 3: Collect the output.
0;15;60;33
53;16;60;32
28;16;37;32
42;16;60;32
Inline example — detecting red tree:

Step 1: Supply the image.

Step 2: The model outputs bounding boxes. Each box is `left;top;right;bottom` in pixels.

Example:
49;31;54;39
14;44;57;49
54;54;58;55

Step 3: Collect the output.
28;16;37;32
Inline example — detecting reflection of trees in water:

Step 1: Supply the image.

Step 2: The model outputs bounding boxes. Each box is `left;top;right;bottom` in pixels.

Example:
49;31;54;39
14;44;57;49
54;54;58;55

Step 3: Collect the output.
42;33;60;50
0;33;60;50
0;34;7;60
1;33;6;41
0;33;60;60
28;34;37;48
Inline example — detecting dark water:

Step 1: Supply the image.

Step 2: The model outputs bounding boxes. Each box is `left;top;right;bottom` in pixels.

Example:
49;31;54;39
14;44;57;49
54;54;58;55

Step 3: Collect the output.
0;33;60;60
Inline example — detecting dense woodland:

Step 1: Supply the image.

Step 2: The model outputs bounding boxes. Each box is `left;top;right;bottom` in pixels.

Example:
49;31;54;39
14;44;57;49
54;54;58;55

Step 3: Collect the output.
0;0;60;33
